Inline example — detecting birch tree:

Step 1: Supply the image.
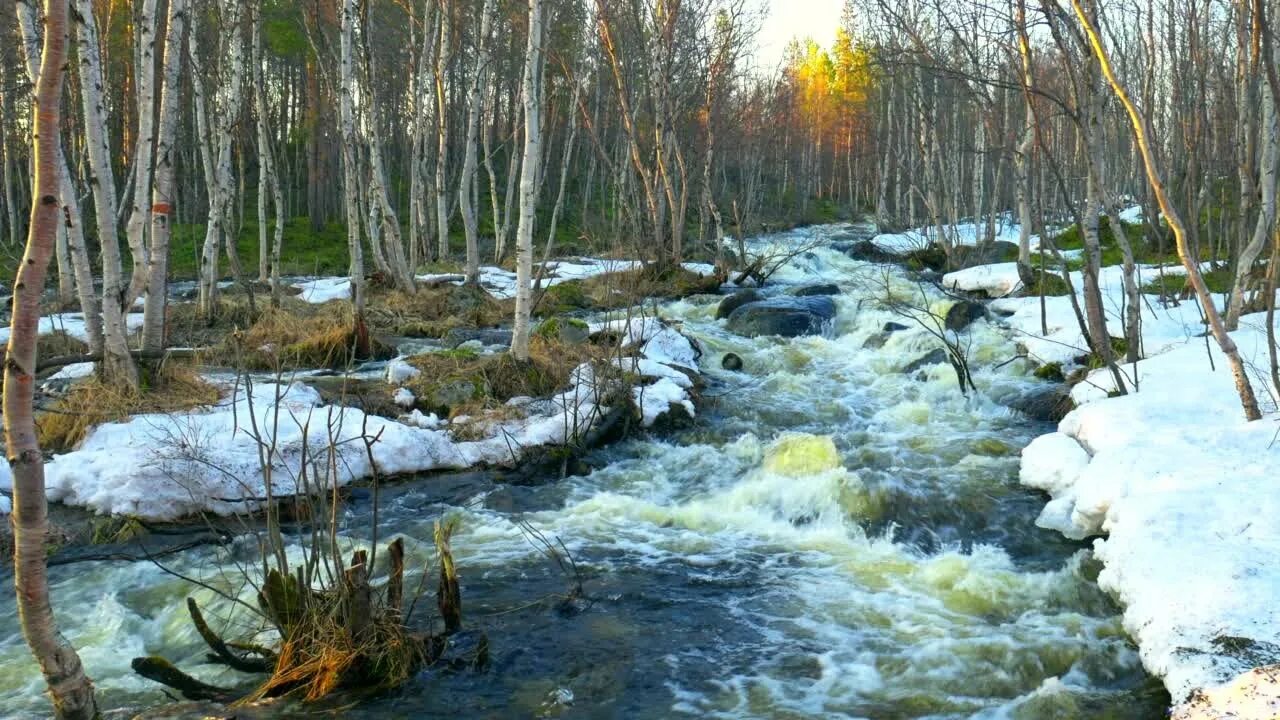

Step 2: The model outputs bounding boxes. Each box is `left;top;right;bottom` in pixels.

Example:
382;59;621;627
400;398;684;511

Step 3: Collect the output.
5;1;100;715
512;0;545;362
72;0;138;388
459;0;498;285
142;0;189;354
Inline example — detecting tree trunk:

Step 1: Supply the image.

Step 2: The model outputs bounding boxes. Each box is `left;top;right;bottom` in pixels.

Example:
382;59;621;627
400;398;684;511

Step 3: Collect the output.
6;1;100;716
511;0;544;362
122;0;159;311
1072;0;1262;421
459;0;497;285
15;1;101;351
72;0;139;389
143;0;188;354
340;0;367;325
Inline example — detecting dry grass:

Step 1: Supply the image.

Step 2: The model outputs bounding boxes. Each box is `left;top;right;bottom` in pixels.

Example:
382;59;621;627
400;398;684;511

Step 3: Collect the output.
366;284;512;338
37;365;220;453
200;304;395;370
405;335;617;418
536;265;721;317
37;330;89;359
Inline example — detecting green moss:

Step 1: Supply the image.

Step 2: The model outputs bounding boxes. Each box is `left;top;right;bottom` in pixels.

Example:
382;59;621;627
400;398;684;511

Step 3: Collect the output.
1024;270;1072;297
904;246;948;272
1033;362;1065;382
1140;266;1234;295
539;280;593;315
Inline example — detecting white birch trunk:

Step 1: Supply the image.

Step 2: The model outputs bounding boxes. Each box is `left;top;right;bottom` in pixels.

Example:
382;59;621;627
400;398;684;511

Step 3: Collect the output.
143;0;188;354
340;0;366;319
72;0;138;388
434;1;453;262
122;0;158;310
459;0;497;285
15;0;101;351
511;0;544;362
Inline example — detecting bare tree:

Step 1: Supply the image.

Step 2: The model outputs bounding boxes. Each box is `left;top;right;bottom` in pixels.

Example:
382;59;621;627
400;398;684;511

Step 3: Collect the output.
512;0;546;361
5;1;99;715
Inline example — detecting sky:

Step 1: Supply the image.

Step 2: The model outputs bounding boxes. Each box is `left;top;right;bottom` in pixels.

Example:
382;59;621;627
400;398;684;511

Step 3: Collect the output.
755;0;846;70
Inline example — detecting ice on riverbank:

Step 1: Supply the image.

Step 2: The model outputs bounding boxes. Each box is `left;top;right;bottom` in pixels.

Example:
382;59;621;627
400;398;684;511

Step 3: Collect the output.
5;317;700;521
293;258;718;304
1007;300;1280;709
868;215;1280;711
1017;313;1280;706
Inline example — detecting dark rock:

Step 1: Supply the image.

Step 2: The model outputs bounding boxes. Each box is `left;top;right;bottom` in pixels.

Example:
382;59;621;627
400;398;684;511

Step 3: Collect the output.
846;240;900;264
790;283;841;297
715;288;764;320
903;245;949;272
426;379;478;414
725;296;837;338
444;327;514;348
955;240;1020;267
722;352;744;371
863;334;888;350
901;348;948;374
883;321;909;333
944;300;986;331
1005;385;1074;423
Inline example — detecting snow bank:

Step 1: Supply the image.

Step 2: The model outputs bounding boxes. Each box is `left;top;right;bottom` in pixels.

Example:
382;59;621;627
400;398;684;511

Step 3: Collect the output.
0;312;144;345
30;319;701;521
871;219;1023;254
0;495;9;515
990;263;1198;366
37;377;601;520
293;277;352;303
296;257;712;305
1018;311;1280;706
941;262;1023;297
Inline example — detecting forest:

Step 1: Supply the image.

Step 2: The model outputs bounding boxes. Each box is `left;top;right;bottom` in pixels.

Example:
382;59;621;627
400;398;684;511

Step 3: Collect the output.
0;0;1278;718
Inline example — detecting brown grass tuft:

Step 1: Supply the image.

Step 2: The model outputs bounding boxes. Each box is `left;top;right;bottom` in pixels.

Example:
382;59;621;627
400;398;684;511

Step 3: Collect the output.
37;365;220;452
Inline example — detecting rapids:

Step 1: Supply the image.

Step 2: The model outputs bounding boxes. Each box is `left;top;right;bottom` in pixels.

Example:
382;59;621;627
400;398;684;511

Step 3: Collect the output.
0;224;1167;718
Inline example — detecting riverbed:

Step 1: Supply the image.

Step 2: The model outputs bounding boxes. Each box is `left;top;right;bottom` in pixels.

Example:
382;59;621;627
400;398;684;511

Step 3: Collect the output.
0;224;1168;718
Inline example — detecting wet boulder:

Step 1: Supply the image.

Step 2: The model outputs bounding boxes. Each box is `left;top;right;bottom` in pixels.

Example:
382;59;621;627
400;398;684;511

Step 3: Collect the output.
444;327;514;348
846;240;900;264
726;296;836;338
863;321;909;350
715;288;764;320
901;348;948;374
944;300;986;332
954;240;1020;267
722;352;744;371
425;379;478;415
790;283;841;297
1005;385;1074;423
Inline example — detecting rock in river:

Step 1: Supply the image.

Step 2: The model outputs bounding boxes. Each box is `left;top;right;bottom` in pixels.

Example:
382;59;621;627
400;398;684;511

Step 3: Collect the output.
715;288;764;320
726;296;837;338
790;283;841;297
944;300;986;332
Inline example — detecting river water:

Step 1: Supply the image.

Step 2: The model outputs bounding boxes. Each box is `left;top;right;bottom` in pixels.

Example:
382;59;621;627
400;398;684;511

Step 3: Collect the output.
0;224;1167;718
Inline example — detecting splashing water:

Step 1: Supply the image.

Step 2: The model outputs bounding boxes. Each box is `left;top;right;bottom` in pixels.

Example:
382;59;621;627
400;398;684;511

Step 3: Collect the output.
0;224;1166;718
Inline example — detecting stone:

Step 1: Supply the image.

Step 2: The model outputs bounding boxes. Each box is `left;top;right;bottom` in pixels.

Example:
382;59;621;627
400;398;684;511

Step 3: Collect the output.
901;348;948;374
944;300;986;332
444;327;514;348
426;379;477;414
790;283;841;297
715;288;764;320
725;296;837;338
721;353;744;371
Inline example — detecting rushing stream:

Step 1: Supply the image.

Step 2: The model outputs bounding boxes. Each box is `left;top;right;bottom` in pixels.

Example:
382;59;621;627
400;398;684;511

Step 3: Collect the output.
0;224;1168;718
